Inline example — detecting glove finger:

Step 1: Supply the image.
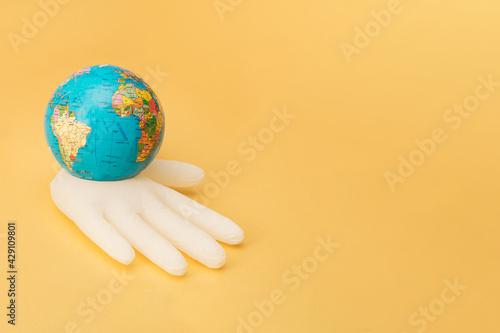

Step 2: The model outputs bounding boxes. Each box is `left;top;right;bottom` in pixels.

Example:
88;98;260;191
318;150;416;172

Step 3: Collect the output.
141;200;226;269
104;201;187;276
151;182;244;245
142;159;205;187
61;211;135;265
50;173;135;265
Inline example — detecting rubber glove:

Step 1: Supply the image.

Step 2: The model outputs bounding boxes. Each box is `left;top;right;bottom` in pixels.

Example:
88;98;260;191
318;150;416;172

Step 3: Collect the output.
50;159;244;276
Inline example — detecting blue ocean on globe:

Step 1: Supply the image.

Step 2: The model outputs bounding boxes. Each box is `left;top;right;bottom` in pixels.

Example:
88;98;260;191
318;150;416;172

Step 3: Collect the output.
44;64;165;181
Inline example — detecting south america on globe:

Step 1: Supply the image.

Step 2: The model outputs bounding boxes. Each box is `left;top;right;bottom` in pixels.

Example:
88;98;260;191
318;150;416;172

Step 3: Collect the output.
44;64;165;181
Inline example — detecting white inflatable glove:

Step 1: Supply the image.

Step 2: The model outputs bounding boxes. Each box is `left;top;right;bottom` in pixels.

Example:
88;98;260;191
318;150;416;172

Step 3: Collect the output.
50;159;244;276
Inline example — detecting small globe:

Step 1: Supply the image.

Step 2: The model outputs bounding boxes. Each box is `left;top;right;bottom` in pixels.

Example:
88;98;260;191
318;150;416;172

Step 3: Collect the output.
44;64;165;181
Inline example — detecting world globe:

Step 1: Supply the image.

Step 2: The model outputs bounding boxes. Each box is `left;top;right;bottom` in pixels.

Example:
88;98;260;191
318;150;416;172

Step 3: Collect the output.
44;64;165;181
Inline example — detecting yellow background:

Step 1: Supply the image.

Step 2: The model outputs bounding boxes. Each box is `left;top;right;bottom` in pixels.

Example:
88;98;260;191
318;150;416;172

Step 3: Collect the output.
1;0;500;332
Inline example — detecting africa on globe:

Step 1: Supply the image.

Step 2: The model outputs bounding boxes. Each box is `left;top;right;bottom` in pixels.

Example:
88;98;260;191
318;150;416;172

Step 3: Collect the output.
44;64;165;181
